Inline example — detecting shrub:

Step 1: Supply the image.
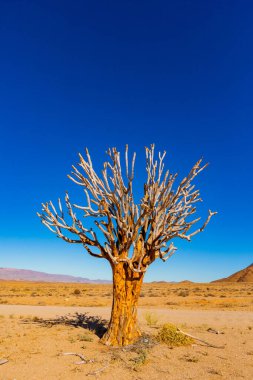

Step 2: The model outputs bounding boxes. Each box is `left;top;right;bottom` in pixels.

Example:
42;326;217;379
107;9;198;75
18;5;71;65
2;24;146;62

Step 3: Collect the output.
157;323;194;346
130;349;148;369
144;312;158;327
73;289;81;295
183;355;199;363
78;333;93;342
178;290;189;297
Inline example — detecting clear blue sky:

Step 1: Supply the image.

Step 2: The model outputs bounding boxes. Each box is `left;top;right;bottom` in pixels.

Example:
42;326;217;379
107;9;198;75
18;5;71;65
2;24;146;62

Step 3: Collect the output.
0;0;252;282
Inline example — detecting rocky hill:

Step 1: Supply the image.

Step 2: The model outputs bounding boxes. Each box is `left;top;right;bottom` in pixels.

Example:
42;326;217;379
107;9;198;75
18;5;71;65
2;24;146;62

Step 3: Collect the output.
212;263;253;283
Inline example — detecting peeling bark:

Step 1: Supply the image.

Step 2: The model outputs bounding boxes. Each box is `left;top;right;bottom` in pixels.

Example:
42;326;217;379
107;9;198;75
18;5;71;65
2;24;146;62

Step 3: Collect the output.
100;262;144;346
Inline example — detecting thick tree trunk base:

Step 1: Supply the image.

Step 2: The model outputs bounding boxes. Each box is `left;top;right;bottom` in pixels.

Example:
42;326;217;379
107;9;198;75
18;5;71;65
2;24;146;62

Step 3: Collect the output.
100;263;144;346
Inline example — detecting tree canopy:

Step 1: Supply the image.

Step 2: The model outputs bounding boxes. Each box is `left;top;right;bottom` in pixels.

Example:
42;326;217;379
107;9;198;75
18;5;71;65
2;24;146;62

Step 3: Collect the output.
38;144;217;273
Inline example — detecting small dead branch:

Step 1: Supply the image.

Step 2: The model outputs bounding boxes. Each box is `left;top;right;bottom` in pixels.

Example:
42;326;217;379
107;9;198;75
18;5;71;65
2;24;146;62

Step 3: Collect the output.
177;328;225;349
86;361;110;376
63;352;94;365
0;359;8;365
207;328;224;335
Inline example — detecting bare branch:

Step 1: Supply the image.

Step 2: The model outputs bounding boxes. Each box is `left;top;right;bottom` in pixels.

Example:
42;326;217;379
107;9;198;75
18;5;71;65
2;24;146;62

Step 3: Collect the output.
38;145;216;272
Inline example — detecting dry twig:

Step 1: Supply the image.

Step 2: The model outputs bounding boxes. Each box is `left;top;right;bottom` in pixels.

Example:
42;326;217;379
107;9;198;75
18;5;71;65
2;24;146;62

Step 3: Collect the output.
86;362;110;376
177;328;225;349
63;352;94;365
207;328;224;334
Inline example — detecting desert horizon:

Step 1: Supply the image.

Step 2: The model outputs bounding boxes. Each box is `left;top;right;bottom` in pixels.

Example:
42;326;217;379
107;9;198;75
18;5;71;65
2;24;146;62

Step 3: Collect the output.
1;262;252;284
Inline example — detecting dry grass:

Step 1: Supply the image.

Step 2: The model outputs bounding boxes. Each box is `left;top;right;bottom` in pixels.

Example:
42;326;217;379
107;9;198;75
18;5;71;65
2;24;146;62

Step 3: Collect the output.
144;312;159;327
0;280;252;311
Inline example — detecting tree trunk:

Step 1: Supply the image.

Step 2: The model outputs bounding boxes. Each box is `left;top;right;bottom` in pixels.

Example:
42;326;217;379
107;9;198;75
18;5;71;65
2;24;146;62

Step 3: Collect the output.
100;262;144;346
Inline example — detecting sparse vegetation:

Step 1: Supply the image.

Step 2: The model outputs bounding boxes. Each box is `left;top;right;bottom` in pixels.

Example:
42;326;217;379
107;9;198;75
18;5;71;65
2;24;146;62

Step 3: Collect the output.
0;307;252;379
0;281;252;311
77;333;93;342
130;349;148;369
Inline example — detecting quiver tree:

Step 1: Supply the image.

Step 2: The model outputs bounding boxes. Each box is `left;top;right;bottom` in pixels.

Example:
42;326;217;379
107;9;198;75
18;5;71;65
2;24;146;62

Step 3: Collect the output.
37;145;216;346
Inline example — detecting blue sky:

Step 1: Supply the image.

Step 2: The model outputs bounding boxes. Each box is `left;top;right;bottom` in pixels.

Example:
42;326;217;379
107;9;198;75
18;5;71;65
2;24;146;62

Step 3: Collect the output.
0;0;252;282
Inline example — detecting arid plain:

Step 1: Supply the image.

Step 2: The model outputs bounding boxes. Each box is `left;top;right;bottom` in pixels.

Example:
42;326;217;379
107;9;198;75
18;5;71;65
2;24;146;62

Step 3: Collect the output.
0;281;253;379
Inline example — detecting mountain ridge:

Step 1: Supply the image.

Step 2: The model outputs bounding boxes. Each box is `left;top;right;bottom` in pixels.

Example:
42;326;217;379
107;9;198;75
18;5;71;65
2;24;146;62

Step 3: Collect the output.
0;267;111;283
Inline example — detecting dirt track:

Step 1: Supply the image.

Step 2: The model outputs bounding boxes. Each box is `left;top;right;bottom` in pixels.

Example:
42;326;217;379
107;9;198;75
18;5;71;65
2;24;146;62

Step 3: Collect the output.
1;304;253;328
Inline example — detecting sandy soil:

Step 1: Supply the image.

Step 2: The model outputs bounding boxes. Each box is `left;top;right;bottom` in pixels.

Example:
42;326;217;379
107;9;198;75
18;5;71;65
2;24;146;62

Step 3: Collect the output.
0;305;253;380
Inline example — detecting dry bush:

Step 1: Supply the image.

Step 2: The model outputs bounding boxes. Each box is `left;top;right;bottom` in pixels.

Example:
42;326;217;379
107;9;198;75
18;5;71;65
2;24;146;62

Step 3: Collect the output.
178;290;190;297
130;348;148;370
157;323;194;346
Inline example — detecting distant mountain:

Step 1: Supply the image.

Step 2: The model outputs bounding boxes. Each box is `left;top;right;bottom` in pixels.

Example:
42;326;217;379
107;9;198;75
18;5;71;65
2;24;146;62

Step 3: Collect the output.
178;280;194;284
212;263;253;283
149;281;178;284
0;268;111;283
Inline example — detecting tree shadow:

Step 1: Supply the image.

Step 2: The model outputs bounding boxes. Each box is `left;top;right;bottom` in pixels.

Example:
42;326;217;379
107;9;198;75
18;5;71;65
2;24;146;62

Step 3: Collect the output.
27;312;108;338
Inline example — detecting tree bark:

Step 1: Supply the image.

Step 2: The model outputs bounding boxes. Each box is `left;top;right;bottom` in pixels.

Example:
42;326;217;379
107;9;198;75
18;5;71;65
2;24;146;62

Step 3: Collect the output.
100;262;144;346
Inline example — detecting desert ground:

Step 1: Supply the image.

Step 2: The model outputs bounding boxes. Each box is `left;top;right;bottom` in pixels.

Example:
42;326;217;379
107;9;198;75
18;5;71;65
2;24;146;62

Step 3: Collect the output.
0;281;253;379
